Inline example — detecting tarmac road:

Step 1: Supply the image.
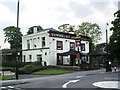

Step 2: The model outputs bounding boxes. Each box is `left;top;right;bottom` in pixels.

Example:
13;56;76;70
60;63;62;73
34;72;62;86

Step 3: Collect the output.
1;68;119;89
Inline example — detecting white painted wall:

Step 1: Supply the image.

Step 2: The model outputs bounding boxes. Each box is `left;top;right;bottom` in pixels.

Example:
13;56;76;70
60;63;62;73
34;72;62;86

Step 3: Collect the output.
22;29;90;66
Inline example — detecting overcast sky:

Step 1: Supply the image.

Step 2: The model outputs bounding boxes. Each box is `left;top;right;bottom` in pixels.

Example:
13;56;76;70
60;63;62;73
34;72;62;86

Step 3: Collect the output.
0;0;119;49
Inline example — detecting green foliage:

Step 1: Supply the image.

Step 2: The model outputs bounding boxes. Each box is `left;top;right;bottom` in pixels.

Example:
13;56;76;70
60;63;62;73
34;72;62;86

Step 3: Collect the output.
81;63;100;70
33;69;72;74
19;60;47;74
3;26;23;49
75;22;101;43
58;24;75;33
2;61;30;67
27;25;43;34
58;23;102;51
58;22;102;43
0;76;15;80
0;67;15;69
109;10;120;64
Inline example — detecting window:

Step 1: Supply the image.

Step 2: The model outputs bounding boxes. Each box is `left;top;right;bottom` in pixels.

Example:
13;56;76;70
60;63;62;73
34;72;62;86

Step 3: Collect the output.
29;55;32;62
42;37;45;47
57;41;63;50
81;43;85;51
37;54;42;61
33;38;37;48
70;42;75;50
27;40;30;49
23;55;26;62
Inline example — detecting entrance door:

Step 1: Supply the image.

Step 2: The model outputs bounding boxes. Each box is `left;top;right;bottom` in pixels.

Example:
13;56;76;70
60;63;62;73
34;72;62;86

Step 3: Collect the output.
57;53;63;65
70;55;75;66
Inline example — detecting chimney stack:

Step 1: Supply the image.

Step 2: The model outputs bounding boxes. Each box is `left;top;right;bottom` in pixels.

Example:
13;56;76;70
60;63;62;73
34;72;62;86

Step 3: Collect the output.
33;27;37;33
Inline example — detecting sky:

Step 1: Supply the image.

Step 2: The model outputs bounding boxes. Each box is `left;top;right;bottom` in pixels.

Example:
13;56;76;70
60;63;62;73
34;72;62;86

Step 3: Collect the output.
0;0;119;49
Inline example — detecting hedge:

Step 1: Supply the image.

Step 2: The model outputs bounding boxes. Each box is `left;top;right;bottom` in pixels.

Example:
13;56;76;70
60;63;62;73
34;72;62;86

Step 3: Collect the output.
18;60;47;74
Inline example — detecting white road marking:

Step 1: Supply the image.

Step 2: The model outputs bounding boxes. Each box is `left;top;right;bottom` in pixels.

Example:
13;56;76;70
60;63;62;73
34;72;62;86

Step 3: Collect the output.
104;78;119;80
93;81;119;89
76;75;84;78
1;86;15;89
1;87;7;89
62;79;79;88
7;86;14;88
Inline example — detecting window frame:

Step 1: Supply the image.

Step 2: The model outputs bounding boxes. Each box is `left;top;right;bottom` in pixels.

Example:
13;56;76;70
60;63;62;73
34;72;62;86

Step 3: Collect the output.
81;43;85;51
27;40;30;49
56;41;63;50
70;42;75;50
42;37;46;48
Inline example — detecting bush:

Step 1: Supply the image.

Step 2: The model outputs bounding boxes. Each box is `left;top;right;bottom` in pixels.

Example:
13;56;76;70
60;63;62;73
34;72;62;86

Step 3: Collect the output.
2;61;31;67
80;63;100;70
18;60;47;74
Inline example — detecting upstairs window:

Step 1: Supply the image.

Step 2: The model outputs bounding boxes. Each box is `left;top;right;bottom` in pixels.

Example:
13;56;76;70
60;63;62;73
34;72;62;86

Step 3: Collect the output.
27;40;30;49
81;43;85;51
57;41;63;50
42;37;45;47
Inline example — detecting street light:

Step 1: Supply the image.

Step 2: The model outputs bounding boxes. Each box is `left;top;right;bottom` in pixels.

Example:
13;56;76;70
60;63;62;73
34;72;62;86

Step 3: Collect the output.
106;23;109;58
105;23;112;72
15;0;20;79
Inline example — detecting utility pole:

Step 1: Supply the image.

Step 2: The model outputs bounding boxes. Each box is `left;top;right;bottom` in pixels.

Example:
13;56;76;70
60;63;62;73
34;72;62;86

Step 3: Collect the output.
16;0;20;79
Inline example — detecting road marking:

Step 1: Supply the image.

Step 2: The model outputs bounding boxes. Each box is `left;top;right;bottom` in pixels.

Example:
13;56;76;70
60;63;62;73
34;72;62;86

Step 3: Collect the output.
104;78;119;80
62;79;79;88
1;87;7;89
7;86;14;88
93;81;119;89
1;86;15;90
76;75;84;78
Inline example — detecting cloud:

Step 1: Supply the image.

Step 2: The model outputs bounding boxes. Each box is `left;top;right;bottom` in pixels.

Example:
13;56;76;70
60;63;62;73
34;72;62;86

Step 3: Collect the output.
90;1;109;11
0;0;119;49
68;1;93;17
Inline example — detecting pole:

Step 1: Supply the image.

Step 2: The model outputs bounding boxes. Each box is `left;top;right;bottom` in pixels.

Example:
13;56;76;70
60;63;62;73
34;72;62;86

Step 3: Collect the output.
106;23;109;58
106;23;109;72
16;0;20;79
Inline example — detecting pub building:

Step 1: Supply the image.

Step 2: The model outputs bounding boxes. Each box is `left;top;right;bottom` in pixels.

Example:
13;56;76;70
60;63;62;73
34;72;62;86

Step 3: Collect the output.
22;27;90;66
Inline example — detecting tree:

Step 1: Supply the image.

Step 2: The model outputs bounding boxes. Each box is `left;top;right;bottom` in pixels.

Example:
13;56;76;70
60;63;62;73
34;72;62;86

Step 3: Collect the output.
3;26;23;49
58;24;75;33
75;22;101;44
109;10;120;65
58;22;102;51
58;22;101;43
27;25;43;34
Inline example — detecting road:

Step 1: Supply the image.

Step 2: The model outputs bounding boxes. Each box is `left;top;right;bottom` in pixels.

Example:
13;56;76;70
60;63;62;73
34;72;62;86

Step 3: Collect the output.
1;69;119;89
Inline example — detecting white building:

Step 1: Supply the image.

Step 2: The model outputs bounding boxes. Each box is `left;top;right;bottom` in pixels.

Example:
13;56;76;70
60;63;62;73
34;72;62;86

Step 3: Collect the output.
22;28;89;66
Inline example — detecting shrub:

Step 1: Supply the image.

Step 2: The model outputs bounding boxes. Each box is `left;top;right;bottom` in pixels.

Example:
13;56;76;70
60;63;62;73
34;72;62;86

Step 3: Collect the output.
80;63;100;70
2;61;31;67
18;60;47;74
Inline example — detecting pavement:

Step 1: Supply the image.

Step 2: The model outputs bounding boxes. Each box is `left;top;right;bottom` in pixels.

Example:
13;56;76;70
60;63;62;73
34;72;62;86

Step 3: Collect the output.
0;68;119;86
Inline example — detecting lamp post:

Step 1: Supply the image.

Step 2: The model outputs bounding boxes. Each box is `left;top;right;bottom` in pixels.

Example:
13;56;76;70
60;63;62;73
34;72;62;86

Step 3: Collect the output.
105;23;111;72
15;0;20;79
106;23;109;59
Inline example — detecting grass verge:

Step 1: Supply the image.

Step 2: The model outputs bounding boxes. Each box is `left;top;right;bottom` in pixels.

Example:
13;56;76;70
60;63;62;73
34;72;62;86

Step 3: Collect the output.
33;69;72;74
0;76;15;80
